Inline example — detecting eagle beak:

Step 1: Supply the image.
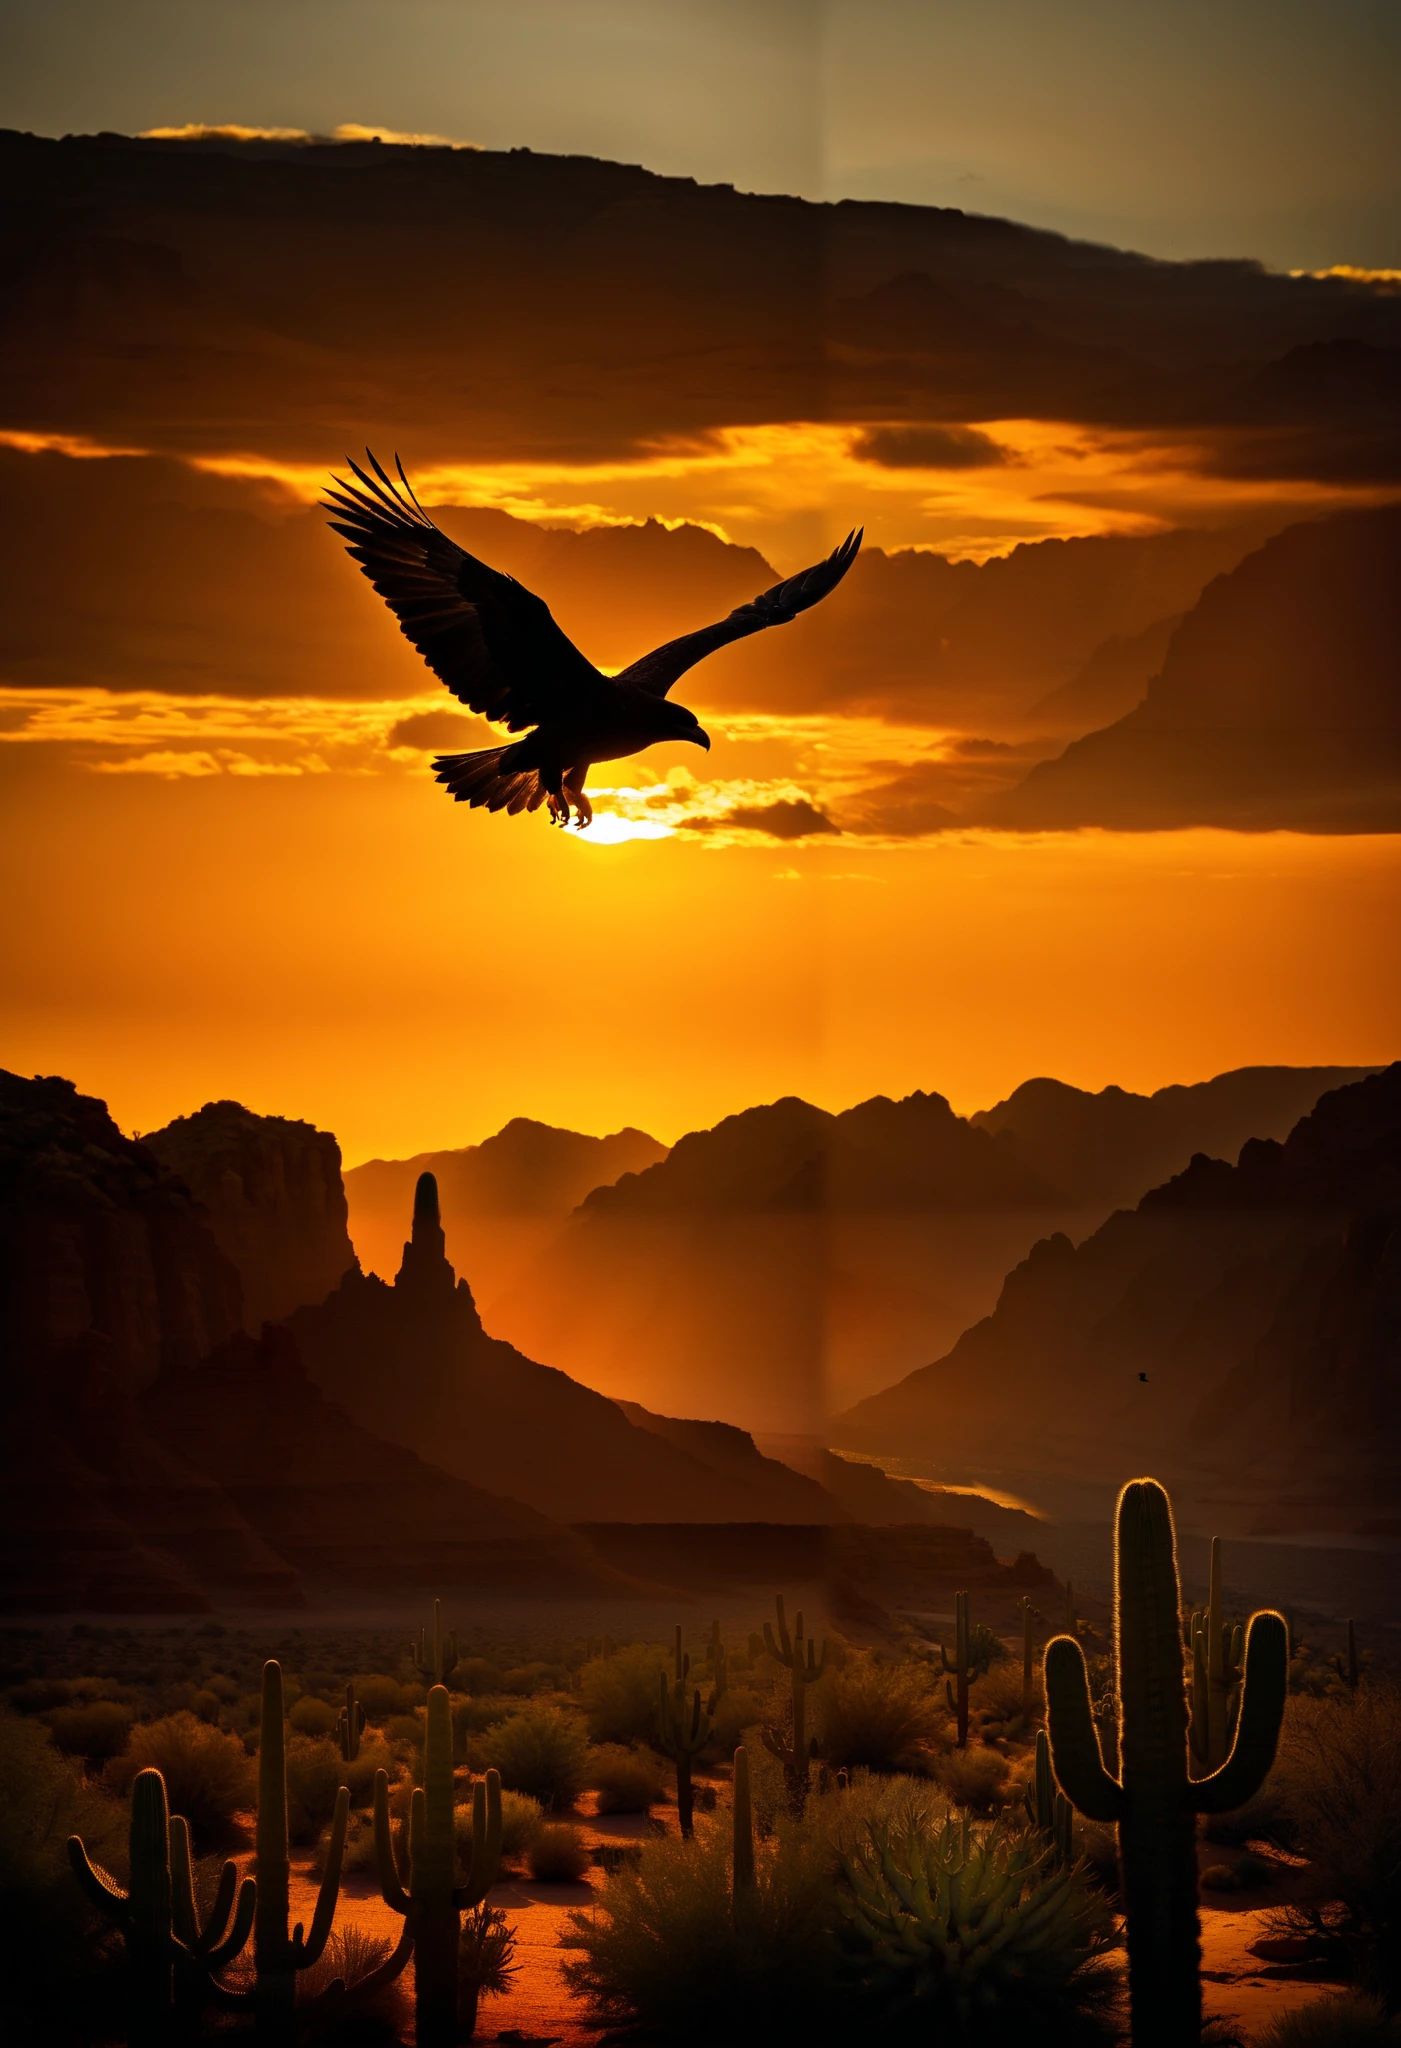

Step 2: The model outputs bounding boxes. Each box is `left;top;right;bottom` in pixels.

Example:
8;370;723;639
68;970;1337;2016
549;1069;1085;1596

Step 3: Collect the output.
691;727;711;751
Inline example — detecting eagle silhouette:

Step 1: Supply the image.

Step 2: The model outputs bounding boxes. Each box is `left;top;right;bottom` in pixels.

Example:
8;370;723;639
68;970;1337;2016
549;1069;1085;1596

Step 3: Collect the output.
324;453;862;827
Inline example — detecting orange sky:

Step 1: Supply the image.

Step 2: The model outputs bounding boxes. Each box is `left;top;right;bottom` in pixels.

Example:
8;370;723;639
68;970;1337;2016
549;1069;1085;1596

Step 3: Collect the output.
4;715;1397;1162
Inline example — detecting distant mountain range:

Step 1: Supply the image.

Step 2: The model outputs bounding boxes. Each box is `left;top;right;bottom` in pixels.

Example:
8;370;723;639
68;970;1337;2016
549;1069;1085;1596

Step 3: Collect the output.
835;1066;1401;1540
473;1067;1374;1423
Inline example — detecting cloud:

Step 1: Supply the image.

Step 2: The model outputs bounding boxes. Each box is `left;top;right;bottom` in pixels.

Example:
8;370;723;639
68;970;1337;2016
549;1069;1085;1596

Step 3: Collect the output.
387;709;496;751
139;123;477;150
684;797;840;840
851;425;1010;470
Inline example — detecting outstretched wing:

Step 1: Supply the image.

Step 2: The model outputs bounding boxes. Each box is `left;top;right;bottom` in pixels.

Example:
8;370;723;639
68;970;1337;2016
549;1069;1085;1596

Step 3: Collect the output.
323;453;608;730
616;529;864;699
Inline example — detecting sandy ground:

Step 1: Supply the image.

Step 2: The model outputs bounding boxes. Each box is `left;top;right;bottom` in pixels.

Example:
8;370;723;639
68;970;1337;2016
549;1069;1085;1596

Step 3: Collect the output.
250;1798;1351;2047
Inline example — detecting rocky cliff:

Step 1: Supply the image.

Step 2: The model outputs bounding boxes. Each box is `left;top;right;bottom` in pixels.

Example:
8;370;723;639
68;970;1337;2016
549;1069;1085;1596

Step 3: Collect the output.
0;1069;242;1392
836;1066;1401;1537
146;1099;355;1327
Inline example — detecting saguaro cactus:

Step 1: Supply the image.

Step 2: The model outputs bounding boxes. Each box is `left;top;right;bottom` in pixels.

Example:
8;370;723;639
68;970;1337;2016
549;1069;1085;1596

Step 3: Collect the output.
168;1813;256;1989
657;1624;711;1838
760;1594;826;1813
1018;1595;1041;1722
373;1684;502;2048
705;1619;729;1711
69;1769;174;2044
412;1599;459;1686
1023;1728;1074;1864
1332;1619;1360;1690
336;1680;366;1764
252;1659;350;2031
941;1591;971;1749
1044;1478;1287;2048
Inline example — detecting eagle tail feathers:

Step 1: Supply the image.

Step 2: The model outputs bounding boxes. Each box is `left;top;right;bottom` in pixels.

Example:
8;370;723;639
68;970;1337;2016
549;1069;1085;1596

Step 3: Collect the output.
432;744;546;814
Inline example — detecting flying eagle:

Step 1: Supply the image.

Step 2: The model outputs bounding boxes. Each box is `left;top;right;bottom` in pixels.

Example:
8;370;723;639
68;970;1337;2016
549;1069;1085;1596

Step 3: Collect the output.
324;453;862;827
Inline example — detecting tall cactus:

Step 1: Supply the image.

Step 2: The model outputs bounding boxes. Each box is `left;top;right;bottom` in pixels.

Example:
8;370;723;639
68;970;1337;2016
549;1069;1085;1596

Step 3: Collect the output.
941;1591;971;1749
69;1769;176;2045
168;1813;257;1991
1044;1478;1287;2048
760;1594;826;1814
373;1684;501;2048
1023;1728;1074;1864
1332;1618;1360;1690
251;1659;350;2032
336;1680;366;1764
1018;1595;1041;1723
412;1599;459;1687
657;1624;711;1839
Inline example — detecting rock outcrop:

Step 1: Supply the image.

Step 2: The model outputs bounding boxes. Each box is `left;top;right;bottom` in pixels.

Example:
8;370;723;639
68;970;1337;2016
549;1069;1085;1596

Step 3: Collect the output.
146;1099;354;1327
0;1069;242;1393
288;1172;849;1522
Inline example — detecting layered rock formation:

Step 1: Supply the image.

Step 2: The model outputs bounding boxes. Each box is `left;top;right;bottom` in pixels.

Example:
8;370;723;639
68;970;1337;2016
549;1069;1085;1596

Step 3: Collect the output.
836;1067;1401;1537
288;1172;850;1522
146;1099;354;1327
0;1068;242;1392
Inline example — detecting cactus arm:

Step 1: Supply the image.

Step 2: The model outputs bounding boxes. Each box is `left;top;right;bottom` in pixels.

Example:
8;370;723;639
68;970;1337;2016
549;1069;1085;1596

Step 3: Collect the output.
168;1814;241;1958
1044;1637;1124;1823
454;1771;503;1909
372;1769;411;1918
202;1879;256;1973
343;1922;415;2005
291;1785;348;1970
1190;1612;1287;1816
67;1835;129;1919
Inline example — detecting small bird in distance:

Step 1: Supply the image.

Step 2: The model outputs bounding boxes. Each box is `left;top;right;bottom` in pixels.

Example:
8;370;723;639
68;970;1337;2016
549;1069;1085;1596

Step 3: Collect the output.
324;452;862;826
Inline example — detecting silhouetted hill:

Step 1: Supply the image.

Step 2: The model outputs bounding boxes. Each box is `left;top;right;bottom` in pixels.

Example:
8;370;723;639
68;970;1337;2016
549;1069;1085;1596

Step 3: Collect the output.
344;1116;666;1289
288;1171;849;1521
991;506;1401;831
146;1099;355;1327
973;1066;1378;1209
835;1067;1401;1537
1026;613;1181;734
0;1068;241;1389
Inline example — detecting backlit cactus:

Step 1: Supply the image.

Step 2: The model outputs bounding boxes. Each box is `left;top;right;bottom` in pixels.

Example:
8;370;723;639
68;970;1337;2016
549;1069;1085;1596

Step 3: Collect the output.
1023;1727;1074;1864
69;1768;176;2045
657;1624;711;1838
373;1683;502;2047
760;1594;827;1814
251;1659;351;2031
1188;1537;1242;1776
1044;1478;1287;2048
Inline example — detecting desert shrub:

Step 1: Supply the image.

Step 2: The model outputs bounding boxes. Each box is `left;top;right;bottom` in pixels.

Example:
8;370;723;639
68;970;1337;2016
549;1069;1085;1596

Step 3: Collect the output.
819;1654;946;1774
0;1714;128;2035
457;1657;504;1696
7;1679;76;1714
453;1695;515;1748
204;1673;242;1704
1256;1995;1401;2048
289;1695;338;1738
315;1809;377;1875
191;1688;223;1724
295;1922;394;2005
338;1735;394;1810
285;1736;345;1845
580;1644;670;1746
563;1816;834;2040
47;1699;134;1760
106;1711;252;1843
383;1711;425;1750
456;1786;543;1867
353;1673;408;1720
1271;1684;1401;1995
811;1768;949;1845
588;1744;666;1814
832;1808;1121;2043
973;1660;1043;1729
482;1703;590;1808
710;1685;768;1753
529;1821;591;1881
1201;1863;1239;1891
938;1745;1011;1813
459;1902;518;2036
502;1661;558;1696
